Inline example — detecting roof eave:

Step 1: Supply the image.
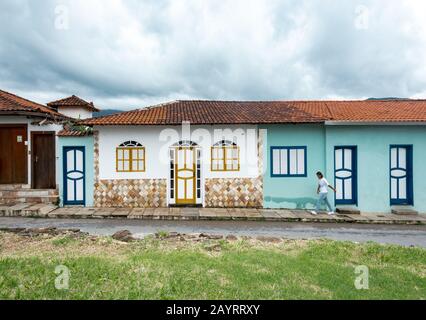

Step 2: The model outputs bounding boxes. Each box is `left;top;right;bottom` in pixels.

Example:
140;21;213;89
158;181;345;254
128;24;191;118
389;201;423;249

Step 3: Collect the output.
325;120;426;126
0;110;68;120
84;120;325;126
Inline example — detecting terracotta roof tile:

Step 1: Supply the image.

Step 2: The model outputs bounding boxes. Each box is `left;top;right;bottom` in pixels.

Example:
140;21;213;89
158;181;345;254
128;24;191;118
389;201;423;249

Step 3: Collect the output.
81;99;426;126
0;89;66;119
48;95;100;112
57;129;92;137
324;100;426;122
82;100;326;125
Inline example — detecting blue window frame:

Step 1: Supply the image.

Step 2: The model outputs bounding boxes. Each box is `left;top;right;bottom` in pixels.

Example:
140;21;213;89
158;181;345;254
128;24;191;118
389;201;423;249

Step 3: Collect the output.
63;146;86;206
270;146;307;177
334;146;358;205
390;145;413;205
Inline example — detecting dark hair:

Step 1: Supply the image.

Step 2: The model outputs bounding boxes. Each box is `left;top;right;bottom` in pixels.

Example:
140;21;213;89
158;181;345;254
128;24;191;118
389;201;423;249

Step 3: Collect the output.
316;171;323;178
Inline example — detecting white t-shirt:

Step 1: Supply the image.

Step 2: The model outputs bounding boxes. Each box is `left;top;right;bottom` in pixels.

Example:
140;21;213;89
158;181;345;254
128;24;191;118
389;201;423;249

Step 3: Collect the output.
318;178;329;193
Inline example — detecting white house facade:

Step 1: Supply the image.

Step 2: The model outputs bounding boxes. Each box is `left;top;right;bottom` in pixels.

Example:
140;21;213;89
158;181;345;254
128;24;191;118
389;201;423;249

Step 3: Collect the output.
93;124;265;208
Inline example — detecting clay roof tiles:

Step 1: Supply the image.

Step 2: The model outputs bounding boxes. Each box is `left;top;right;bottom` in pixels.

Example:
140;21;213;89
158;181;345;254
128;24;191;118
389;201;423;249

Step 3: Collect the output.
0;89;66;119
47;95;100;112
57;129;92;137
324;100;426;122
82;100;326;125
82;99;426;126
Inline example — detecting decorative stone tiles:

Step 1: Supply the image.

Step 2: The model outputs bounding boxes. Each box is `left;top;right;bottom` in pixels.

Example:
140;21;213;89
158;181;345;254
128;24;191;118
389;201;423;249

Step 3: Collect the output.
94;179;167;208
204;177;263;208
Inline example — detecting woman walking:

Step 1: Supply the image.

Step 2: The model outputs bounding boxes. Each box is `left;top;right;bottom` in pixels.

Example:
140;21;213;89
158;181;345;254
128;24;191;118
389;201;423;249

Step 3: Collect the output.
310;171;336;215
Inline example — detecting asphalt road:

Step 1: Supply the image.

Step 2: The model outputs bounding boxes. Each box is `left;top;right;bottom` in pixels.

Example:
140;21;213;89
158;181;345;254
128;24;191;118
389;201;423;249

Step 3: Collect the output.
1;217;425;247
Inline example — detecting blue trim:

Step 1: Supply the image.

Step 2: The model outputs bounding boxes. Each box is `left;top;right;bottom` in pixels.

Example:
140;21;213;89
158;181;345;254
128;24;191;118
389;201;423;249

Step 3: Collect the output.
270;146;307;177
63;146;86;206
390;145;413;206
334;146;358;205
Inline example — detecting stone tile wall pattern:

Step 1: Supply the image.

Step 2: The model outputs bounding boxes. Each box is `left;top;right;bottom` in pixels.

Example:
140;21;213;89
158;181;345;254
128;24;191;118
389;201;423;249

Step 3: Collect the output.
94;179;167;208
204;177;263;208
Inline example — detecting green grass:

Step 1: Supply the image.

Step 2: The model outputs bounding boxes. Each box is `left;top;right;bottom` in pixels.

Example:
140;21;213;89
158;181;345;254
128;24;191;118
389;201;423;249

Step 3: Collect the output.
0;232;425;300
51;235;79;246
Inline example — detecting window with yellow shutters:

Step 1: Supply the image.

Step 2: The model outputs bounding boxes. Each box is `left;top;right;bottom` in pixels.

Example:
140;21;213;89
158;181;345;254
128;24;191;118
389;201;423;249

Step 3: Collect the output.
116;141;146;172
211;140;240;172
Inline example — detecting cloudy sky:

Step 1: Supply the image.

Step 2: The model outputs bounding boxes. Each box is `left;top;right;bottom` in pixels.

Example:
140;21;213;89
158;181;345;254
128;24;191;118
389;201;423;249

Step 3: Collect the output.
1;0;426;110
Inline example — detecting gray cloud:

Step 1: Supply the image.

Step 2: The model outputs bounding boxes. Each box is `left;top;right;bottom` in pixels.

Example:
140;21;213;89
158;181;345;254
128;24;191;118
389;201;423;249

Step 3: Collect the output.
1;0;425;110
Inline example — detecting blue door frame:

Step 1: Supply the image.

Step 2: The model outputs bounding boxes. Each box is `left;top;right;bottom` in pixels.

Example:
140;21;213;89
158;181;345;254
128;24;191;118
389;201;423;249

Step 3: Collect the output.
63;146;86;206
390;145;413;206
334;146;358;205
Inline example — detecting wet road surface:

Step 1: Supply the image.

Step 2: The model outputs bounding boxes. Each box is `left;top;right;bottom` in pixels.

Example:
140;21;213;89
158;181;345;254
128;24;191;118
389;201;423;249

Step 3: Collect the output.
1;217;425;247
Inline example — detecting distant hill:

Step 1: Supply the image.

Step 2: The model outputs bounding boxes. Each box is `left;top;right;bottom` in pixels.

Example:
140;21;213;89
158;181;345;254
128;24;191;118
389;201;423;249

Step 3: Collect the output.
93;109;121;117
367;97;409;100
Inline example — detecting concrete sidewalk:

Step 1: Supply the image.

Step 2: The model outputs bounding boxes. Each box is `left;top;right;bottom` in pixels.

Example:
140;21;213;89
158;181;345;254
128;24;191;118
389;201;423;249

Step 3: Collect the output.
0;204;426;225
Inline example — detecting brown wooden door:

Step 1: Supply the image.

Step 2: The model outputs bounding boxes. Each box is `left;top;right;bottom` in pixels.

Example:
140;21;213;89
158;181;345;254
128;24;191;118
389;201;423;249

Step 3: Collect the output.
32;132;56;189
0;125;28;184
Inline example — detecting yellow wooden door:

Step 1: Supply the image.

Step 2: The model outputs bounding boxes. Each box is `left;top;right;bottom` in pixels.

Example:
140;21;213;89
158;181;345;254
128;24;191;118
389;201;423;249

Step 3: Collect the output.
175;147;196;205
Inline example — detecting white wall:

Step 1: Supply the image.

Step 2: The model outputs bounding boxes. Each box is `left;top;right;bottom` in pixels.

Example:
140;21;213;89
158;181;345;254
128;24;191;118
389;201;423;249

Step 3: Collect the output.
58;107;93;120
0;116;63;187
96;124;260;181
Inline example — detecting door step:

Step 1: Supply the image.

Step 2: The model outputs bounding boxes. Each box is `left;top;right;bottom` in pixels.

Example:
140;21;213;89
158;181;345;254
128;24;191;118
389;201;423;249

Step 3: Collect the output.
0;196;59;205
0;188;59;205
0;184;31;190
0;203;58;217
336;207;361;215
391;207;418;216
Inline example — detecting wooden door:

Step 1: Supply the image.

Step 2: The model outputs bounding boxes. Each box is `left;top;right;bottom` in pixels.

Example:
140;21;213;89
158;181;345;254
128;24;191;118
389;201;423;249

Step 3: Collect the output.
32;132;56;189
175;147;196;205
0;125;28;184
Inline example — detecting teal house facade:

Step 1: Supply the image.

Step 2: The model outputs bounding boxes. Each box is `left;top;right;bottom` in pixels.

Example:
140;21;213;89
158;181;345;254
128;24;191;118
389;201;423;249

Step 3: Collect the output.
57;132;95;207
52;96;99;208
324;125;426;213
263;123;426;213
263;124;325;210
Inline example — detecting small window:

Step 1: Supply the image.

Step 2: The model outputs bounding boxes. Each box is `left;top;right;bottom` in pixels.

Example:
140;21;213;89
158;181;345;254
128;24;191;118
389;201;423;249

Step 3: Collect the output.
211;140;240;172
271;146;306;177
116;141;146;172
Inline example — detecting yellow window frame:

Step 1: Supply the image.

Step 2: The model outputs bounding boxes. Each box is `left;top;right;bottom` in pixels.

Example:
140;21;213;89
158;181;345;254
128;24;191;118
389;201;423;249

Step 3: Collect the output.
116;147;146;172
211;145;240;172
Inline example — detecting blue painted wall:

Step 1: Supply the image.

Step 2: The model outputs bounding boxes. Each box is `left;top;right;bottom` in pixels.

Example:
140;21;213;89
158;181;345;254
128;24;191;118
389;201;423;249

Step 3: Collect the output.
325;125;426;213
57;136;94;207
263;124;426;213
262;124;326;209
